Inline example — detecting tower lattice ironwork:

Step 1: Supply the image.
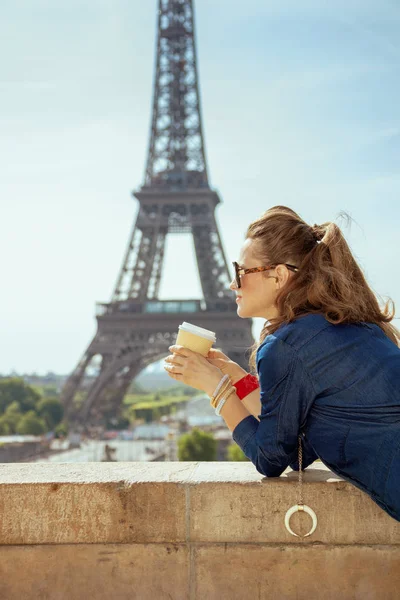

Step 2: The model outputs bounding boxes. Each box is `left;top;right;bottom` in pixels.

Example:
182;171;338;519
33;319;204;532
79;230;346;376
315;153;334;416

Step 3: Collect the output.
61;0;255;425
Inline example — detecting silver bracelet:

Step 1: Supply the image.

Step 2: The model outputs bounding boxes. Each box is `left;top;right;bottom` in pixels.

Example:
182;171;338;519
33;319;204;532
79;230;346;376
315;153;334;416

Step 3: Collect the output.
211;374;230;402
215;387;235;416
215;395;229;416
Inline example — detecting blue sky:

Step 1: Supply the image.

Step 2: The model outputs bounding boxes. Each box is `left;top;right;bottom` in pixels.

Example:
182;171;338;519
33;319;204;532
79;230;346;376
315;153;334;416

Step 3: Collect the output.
1;0;399;374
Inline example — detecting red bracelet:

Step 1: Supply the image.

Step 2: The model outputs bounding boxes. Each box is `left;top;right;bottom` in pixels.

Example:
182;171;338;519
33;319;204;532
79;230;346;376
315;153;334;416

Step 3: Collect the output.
233;373;259;400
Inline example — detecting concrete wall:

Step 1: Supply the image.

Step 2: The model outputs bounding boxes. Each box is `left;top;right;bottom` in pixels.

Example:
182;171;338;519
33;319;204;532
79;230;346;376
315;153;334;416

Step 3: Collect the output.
0;440;44;462
0;461;399;599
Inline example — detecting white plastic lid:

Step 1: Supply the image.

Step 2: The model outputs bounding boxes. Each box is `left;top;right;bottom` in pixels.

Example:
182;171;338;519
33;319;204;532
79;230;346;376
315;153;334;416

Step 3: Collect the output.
178;321;216;342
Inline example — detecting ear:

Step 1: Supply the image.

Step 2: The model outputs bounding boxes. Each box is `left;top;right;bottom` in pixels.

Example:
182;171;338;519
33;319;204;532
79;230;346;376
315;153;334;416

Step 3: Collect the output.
275;264;291;289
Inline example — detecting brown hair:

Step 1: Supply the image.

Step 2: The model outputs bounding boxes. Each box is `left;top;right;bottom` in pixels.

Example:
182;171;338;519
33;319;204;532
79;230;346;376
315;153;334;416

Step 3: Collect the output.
246;205;400;374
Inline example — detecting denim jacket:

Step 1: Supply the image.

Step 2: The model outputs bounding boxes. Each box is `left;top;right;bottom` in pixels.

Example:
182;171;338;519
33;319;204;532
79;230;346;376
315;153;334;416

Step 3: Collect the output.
232;313;400;522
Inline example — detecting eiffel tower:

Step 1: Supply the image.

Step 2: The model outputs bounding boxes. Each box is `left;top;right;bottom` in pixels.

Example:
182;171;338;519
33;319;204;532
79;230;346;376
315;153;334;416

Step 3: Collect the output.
61;0;254;425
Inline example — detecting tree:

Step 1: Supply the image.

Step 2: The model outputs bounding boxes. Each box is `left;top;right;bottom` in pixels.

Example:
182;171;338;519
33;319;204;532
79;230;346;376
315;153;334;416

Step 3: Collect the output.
36;397;64;430
178;427;217;461
54;422;68;438
16;411;47;435
0;417;11;435
1;401;23;434
226;443;250;462
0;378;40;413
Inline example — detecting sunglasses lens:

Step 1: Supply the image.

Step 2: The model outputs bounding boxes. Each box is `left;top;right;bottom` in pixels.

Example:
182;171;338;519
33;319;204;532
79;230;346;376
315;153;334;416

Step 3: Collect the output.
232;262;241;288
235;265;241;288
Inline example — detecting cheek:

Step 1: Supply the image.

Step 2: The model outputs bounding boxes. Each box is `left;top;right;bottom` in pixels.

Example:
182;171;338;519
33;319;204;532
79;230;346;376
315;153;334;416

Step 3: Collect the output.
241;278;275;305
243;276;264;296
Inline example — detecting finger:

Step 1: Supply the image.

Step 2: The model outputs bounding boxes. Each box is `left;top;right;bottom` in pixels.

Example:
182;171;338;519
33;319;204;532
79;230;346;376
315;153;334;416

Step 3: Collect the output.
164;368;182;381
207;348;226;358
164;356;185;367
164;364;183;375
168;345;191;357
205;358;221;366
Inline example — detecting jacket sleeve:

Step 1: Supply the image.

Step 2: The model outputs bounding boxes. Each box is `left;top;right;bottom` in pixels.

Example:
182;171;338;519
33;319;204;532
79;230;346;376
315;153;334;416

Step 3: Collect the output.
232;336;317;477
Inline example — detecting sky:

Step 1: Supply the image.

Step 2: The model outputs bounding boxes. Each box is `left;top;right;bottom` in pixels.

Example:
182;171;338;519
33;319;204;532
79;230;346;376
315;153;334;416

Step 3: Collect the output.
1;0;399;374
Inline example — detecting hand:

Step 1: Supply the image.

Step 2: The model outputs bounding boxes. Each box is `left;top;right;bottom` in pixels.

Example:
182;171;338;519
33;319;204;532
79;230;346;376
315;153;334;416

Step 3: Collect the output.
206;348;248;384
164;345;224;397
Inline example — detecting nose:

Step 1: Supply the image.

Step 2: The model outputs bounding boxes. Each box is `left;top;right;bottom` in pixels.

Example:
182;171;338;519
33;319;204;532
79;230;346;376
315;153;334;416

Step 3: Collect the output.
229;277;238;291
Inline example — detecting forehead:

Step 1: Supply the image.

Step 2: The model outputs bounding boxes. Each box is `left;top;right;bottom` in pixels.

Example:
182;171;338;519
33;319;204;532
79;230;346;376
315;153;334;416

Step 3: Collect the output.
238;238;259;265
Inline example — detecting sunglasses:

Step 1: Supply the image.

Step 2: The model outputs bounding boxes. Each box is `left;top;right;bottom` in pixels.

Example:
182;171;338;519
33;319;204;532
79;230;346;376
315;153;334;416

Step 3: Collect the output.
232;261;299;289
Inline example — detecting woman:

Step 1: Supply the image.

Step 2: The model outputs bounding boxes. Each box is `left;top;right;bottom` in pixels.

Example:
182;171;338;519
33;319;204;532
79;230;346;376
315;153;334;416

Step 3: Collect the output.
164;205;400;523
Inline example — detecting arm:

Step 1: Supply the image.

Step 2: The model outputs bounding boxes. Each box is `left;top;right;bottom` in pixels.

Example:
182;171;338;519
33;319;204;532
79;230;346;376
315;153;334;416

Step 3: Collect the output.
240;387;318;469
241;387;261;422
231;338;318;477
205;349;262;427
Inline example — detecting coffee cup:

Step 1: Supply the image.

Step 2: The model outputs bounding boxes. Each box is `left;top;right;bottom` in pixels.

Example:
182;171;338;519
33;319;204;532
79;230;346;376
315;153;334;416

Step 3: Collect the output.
176;322;216;356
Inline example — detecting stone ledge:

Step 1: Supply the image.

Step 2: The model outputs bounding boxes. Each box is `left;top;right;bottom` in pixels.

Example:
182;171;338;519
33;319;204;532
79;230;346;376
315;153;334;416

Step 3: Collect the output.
0;461;399;546
0;543;399;600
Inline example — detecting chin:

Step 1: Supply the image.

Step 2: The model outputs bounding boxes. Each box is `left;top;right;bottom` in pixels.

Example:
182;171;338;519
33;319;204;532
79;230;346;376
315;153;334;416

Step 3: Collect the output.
237;302;268;319
236;304;251;318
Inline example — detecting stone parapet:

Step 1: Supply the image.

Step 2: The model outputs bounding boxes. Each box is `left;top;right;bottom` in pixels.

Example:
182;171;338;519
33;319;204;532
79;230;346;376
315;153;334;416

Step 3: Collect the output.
0;461;399;599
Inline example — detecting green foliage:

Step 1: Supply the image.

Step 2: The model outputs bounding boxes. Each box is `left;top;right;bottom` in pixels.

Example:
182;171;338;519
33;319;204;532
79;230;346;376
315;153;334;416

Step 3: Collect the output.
41;385;59;397
123;393;154;405
182;387;199;397
177;427;217;461
126;395;188;409
5;401;21;414
0;378;40;413
16;411;47;435
0;417;11;435
0;379;65;435
30;384;59;398
36;397;64;430
159;384;199;397
226;443;250;462
128;380;147;394
127;395;188;425
1;401;23;434
54;422;69;438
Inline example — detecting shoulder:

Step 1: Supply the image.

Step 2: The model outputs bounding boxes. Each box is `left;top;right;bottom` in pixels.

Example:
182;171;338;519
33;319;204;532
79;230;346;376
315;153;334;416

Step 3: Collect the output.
256;335;296;384
256;314;393;368
257;313;332;358
255;314;335;384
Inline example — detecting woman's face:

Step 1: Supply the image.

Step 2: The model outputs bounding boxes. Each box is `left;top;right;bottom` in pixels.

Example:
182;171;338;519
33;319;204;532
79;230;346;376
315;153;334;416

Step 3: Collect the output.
229;238;288;320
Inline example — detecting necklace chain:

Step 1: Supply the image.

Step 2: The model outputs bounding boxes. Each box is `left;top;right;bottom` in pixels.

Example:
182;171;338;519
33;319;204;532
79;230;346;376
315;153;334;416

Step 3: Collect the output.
298;434;304;505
